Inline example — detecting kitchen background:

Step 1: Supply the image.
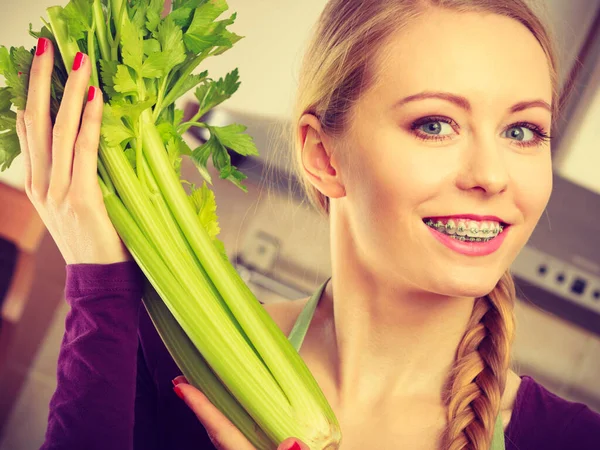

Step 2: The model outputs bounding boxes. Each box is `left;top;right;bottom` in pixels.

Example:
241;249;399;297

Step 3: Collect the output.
0;0;599;448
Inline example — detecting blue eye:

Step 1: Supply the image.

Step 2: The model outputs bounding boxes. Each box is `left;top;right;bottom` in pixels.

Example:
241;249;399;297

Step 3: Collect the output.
410;116;457;142
409;116;552;148
503;122;553;148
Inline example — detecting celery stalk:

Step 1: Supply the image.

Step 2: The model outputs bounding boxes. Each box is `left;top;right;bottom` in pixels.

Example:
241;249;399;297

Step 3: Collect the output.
101;183;272;449
139;108;340;445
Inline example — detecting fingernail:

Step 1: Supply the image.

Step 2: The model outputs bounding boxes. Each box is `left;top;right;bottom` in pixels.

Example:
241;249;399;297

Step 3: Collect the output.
173;385;185;400
17;72;22;77
36;37;48;56
289;442;301;450
72;52;86;71
87;86;96;102
171;376;188;386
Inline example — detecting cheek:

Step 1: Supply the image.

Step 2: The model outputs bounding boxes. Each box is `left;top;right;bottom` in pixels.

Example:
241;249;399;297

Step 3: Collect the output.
512;154;553;226
348;127;459;228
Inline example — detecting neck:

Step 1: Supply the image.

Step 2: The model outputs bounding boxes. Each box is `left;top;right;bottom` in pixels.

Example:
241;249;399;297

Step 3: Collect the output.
321;207;476;411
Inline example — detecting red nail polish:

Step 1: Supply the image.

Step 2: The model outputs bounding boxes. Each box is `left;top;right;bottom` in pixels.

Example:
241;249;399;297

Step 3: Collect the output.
289;442;301;450
36;38;48;56
72;52;85;71
173;385;185;400
87;86;96;102
172;375;189;386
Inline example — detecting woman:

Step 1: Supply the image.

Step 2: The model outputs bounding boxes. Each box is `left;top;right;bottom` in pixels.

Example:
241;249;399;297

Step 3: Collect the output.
16;0;600;449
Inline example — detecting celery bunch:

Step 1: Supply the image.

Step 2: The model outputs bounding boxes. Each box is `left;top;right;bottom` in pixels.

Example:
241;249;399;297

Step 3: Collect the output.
0;0;341;448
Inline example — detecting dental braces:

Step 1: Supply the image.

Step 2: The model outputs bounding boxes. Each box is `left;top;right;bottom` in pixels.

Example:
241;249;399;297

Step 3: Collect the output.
425;219;504;235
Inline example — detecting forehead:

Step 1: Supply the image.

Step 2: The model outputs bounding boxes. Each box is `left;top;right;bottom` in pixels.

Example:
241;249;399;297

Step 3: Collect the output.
369;10;553;112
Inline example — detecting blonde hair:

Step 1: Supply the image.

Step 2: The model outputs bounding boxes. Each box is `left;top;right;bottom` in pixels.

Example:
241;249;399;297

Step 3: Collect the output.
286;1;567;449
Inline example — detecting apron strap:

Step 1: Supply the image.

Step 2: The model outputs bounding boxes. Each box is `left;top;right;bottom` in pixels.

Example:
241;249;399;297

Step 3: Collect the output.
490;411;506;449
287;277;330;352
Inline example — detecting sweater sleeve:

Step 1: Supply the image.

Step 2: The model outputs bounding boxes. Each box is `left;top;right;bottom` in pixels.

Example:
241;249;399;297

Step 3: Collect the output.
40;261;145;450
560;404;600;449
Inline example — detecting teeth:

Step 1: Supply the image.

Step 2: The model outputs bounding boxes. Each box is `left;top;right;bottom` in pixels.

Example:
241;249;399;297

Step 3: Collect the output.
424;217;506;240
456;220;468;236
446;219;457;235
480;221;490;235
467;220;480;237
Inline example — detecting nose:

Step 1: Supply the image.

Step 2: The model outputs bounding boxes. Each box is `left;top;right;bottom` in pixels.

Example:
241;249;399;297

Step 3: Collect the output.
456;135;509;196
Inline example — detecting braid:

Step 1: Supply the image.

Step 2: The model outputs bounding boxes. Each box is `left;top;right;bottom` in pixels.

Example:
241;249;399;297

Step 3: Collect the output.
440;272;517;450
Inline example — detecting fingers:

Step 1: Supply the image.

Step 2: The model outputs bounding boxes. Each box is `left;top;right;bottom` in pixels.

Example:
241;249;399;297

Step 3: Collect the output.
70;85;103;201
172;377;309;450
49;51;92;204
24;37;54;201
172;377;255;450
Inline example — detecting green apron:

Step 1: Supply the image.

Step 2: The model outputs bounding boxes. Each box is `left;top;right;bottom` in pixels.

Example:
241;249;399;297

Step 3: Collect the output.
287;277;506;450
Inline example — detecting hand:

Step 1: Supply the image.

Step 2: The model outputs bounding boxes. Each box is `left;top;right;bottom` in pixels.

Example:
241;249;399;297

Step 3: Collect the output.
173;376;310;450
16;37;131;265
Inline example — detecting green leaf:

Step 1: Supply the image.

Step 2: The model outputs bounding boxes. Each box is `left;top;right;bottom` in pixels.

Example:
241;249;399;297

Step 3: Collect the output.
222;165;248;193
139;16;187;79
185;179;229;261
99;59;119;97
0;87;19;171
174;108;185;127
166;137;183;178
114;64;138;94
169;0;209;29
60;0;93;41
120;19;144;73
110;95;156;124
0;129;20;172
156;16;187;73
0;46;33;111
131;1;150;34
190;127;249;192
143;38;162;56
190;124;252;192
190;136;213;185
211;29;243;56
213;237;229;262
209;123;259;157
186;0;228;33
163;69;208;109
183;1;238;54
12;46;35;75
0;88;14;117
142;52;172;78
101;103;135;148
188;181;221;240
193;68;240;115
145;0;164;35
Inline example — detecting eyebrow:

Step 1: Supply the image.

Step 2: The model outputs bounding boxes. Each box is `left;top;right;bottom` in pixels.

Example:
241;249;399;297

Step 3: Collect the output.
393;91;552;114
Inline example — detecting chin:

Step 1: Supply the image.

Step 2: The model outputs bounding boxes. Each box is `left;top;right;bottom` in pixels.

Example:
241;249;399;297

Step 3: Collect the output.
436;270;504;299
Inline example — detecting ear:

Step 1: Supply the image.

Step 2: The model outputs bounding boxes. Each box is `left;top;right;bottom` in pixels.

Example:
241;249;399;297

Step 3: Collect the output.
298;113;347;199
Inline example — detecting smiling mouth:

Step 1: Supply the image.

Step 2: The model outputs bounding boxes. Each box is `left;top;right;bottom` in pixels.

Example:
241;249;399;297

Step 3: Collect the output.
422;217;510;242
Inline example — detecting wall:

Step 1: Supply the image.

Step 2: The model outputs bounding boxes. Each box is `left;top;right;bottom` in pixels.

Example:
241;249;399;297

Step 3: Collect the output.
1;0;599;187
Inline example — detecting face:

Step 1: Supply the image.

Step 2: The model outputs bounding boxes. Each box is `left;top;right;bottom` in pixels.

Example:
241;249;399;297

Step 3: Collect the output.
311;10;554;297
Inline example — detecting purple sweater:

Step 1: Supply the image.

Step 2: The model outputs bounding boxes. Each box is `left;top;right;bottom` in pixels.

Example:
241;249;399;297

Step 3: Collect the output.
40;261;600;450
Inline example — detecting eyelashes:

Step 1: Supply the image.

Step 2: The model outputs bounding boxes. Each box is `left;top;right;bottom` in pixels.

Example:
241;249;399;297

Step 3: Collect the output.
409;115;553;148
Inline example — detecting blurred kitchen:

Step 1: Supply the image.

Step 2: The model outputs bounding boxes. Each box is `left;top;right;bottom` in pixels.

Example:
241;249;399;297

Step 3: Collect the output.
1;0;599;448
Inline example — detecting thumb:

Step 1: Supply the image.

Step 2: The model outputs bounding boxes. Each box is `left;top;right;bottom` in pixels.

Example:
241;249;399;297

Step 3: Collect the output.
277;438;310;450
